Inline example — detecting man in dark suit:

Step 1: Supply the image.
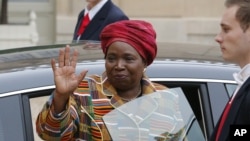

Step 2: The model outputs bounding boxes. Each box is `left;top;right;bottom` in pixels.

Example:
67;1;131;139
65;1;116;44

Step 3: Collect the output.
210;0;250;141
73;0;129;42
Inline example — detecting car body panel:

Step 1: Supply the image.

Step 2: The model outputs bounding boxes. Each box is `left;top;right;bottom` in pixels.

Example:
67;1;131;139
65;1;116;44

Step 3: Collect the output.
0;41;240;141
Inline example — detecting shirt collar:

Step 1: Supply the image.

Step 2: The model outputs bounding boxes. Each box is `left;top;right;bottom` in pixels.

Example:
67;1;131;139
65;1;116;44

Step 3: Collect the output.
84;0;108;20
233;64;250;85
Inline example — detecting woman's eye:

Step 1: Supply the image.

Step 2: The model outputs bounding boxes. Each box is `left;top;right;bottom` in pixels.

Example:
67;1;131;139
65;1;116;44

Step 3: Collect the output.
107;57;115;61
126;57;134;61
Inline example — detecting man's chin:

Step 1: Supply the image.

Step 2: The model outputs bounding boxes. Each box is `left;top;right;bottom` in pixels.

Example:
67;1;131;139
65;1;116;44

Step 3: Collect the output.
223;57;237;64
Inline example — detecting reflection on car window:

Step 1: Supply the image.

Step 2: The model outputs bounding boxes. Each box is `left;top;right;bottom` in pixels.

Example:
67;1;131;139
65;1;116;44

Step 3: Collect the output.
103;88;205;140
153;82;207;138
29;96;49;141
0;95;26;141
29;88;205;140
186;119;205;141
225;84;237;97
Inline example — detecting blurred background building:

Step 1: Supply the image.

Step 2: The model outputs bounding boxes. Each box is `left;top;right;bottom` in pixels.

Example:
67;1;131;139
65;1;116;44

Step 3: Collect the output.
0;0;225;49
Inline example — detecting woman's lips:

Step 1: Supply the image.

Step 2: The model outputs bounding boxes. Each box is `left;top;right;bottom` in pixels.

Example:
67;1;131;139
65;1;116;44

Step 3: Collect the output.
113;74;127;79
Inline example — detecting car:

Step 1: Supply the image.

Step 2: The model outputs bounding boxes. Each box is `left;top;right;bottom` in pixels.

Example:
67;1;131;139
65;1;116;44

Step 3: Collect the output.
0;41;240;141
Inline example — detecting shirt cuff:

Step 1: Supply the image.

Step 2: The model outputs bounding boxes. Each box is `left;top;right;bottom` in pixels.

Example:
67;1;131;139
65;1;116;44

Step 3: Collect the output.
49;91;70;119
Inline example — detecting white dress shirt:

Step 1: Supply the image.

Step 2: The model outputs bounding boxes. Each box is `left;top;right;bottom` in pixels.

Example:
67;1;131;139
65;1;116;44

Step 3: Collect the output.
84;0;108;20
231;64;250;102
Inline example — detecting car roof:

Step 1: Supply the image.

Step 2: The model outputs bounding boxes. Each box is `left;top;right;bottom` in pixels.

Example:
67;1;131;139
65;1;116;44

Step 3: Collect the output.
0;41;234;70
0;41;240;94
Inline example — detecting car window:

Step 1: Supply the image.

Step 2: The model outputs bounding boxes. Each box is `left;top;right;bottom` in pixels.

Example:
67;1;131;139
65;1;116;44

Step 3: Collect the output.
102;88;205;140
225;83;237;97
27;81;237;141
186;119;205;141
18;88;54;141
154;81;237;139
0;95;26;141
153;81;208;138
28;85;207;141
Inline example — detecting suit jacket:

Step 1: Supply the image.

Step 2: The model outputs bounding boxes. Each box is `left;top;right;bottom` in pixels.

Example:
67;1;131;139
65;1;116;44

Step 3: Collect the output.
73;0;129;41
209;77;250;141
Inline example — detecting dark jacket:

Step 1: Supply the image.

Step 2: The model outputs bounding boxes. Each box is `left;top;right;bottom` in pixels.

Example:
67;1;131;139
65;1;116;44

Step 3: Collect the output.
73;0;129;41
209;77;250;141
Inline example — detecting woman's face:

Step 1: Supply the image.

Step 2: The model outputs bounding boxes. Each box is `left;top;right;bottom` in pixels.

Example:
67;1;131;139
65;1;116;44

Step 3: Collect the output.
105;41;146;91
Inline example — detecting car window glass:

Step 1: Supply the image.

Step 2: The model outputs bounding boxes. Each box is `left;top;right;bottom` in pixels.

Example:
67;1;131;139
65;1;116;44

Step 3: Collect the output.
103;88;205;140
225;83;237;97
26;81;233;140
0;95;26;141
186;119;205;141
28;86;206;140
154;82;207;134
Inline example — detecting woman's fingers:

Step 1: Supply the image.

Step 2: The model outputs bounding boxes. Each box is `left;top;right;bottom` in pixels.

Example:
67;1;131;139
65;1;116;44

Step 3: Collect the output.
64;45;71;66
71;49;78;68
55;45;79;71
78;70;88;83
58;48;65;68
58;45;75;68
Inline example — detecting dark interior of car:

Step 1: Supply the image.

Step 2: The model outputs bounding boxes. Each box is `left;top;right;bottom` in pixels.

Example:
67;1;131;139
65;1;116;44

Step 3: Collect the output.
155;82;206;137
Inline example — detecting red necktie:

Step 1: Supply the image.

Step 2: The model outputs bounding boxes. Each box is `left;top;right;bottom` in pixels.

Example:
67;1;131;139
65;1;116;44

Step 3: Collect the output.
215;98;234;141
77;13;90;37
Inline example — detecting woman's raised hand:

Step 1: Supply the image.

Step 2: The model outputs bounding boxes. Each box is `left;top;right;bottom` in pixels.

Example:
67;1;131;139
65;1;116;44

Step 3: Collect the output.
51;45;88;113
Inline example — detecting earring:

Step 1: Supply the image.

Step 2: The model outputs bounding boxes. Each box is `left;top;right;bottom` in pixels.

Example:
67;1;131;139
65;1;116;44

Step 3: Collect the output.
143;68;147;73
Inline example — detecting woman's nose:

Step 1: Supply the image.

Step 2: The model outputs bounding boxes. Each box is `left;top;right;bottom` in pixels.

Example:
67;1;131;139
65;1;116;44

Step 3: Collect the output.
115;59;125;69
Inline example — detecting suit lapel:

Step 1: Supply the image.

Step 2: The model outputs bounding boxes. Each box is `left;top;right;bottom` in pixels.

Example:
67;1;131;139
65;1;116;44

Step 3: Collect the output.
219;77;250;140
73;10;85;40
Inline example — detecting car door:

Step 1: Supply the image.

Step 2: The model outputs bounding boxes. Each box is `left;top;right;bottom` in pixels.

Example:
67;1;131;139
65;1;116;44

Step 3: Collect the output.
0;94;28;141
18;86;207;141
0;88;53;141
0;80;236;141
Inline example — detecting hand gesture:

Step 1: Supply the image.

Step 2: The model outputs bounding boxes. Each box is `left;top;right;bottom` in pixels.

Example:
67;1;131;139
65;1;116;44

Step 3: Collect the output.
51;45;88;113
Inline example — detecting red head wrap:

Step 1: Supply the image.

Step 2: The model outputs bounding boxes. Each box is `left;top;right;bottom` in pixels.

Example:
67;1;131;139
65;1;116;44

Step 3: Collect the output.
100;20;157;66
